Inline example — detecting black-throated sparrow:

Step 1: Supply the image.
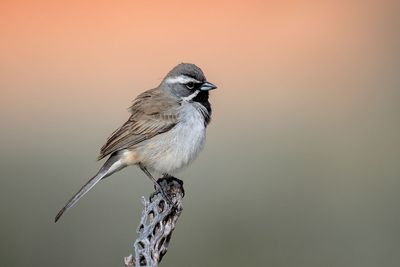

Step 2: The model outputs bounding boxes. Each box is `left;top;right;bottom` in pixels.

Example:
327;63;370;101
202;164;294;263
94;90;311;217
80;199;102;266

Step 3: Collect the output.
55;63;217;222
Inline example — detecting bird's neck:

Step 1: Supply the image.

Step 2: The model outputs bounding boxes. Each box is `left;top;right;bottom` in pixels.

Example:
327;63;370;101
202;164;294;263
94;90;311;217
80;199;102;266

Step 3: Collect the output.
192;91;211;126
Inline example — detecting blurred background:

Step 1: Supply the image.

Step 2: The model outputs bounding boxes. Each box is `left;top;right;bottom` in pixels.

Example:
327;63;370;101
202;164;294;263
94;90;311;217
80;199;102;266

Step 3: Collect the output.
1;0;399;266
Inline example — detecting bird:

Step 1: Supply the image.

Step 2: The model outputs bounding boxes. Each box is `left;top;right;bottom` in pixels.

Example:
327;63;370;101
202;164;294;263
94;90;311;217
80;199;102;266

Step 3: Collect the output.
55;63;217;222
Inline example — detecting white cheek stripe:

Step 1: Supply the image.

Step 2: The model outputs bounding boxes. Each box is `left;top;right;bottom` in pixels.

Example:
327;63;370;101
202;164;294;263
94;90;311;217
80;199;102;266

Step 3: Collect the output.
181;90;200;102
165;75;200;84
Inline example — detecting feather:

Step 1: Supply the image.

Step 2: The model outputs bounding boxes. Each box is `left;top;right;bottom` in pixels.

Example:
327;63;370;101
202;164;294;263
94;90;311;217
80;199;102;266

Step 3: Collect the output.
98;89;179;160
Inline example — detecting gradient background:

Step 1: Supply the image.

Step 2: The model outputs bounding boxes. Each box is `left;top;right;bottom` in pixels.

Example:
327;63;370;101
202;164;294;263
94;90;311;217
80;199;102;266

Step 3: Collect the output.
1;1;400;266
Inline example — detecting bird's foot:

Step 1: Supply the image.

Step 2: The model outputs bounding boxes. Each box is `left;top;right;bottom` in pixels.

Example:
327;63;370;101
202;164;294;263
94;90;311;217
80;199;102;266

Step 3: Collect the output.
154;181;173;205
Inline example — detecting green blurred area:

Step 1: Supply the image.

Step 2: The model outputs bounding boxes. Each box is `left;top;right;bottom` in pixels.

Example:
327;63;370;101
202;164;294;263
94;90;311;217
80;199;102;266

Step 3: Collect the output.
1;76;399;267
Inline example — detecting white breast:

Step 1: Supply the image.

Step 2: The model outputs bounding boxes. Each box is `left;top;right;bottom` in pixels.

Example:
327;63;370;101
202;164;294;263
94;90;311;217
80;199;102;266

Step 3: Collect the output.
137;102;207;175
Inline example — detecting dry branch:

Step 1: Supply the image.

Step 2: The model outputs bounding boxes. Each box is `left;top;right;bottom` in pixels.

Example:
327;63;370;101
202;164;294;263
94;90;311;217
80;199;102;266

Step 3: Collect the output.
124;176;185;267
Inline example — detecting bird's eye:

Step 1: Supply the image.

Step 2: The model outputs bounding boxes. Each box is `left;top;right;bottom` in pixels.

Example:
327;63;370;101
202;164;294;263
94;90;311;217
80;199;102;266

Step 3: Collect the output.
186;82;195;89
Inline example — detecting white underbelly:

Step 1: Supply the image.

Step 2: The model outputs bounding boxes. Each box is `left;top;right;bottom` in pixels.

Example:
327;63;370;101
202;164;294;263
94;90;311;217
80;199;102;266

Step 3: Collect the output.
135;103;206;174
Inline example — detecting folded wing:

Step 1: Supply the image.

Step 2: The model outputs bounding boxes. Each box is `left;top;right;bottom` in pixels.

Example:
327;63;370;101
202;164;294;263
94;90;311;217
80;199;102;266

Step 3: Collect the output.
98;88;179;160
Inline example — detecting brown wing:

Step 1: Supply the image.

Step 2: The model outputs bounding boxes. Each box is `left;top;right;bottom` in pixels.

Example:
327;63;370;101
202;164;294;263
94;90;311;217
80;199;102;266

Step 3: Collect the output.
98;88;179;160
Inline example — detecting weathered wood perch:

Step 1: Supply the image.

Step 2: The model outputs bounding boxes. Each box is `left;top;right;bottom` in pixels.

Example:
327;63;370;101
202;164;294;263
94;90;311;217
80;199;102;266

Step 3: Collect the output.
124;176;185;267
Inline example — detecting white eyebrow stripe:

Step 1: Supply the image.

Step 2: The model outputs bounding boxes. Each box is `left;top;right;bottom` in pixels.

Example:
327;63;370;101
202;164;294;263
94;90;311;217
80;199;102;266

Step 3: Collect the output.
165;75;200;84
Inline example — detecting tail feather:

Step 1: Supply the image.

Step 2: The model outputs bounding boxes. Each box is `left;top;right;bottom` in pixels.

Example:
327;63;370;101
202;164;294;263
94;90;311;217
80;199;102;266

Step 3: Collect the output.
55;154;126;222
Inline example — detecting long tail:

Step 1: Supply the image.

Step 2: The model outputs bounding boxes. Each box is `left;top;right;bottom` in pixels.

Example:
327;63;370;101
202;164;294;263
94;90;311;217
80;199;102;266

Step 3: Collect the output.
55;154;126;222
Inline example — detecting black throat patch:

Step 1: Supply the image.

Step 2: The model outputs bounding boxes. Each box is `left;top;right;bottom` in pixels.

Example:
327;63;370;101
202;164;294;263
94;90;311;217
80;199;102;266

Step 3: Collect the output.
192;91;212;126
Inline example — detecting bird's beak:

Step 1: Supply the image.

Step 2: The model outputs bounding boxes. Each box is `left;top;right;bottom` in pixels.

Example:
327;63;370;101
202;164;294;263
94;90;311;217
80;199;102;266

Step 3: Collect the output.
200;81;217;91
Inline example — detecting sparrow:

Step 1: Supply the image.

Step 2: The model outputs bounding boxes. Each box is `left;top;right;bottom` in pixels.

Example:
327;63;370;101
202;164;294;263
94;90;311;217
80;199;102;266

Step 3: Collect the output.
55;63;217;222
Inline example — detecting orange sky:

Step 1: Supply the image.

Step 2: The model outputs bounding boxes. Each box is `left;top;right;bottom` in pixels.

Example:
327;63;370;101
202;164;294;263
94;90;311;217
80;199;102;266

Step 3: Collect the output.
0;0;398;127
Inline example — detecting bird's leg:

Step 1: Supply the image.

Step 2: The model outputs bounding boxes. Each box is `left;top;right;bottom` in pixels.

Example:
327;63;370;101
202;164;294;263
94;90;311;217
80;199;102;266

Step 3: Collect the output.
139;164;172;204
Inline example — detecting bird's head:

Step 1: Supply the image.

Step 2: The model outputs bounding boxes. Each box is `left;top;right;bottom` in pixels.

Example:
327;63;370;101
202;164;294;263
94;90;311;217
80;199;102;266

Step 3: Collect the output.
161;63;217;101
